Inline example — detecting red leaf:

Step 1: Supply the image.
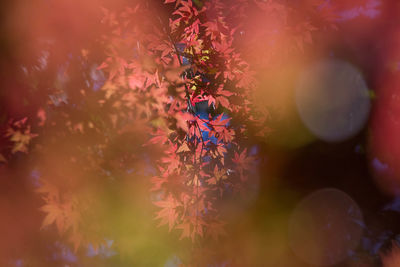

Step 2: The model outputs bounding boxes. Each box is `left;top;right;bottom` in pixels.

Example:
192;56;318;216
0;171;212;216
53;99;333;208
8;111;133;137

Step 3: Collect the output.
146;129;169;145
154;194;180;231
176;222;191;240
216;96;230;109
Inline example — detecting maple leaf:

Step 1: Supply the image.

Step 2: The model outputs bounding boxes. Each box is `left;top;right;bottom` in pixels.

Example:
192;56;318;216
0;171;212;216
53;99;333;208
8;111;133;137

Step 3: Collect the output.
175;112;195;132
5;119;38;154
189;215;206;240
232;148;254;181
150;172;169;191
161;143;181;173
176;222;191;240
216;95;230;109
154;194;180;231
212;113;231;127
217;144;227;155
176;142;191;153
207;165;228;185
40;204;62;229
211;114;232;142
146;129;169;145
218;127;234;143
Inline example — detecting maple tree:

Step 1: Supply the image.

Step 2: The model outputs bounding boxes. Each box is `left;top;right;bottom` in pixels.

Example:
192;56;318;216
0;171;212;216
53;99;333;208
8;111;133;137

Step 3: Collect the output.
1;0;396;266
1;0;334;260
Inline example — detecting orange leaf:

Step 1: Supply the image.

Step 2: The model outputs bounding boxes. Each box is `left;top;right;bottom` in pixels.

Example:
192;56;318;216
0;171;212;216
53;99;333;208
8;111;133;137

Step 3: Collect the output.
176;142;190;153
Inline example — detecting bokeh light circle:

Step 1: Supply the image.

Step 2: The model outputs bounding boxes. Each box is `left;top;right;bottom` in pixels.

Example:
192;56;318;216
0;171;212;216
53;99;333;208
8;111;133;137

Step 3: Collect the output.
295;59;371;142
288;188;364;266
